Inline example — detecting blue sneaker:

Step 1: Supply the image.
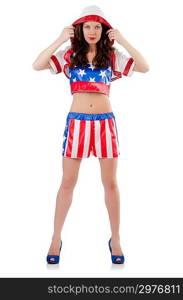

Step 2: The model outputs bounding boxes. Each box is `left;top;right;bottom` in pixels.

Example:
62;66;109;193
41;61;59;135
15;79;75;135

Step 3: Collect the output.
46;240;62;264
108;238;125;264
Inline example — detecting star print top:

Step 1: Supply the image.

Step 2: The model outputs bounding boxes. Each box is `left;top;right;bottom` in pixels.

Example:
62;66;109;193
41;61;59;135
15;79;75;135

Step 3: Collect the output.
69;63;112;95
48;45;135;96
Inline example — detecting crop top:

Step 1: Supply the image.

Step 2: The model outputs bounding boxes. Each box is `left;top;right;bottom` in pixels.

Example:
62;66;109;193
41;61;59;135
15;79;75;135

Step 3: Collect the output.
48;45;135;96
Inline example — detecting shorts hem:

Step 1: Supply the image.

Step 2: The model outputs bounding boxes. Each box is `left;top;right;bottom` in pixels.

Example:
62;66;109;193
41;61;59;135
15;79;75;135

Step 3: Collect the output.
62;154;120;158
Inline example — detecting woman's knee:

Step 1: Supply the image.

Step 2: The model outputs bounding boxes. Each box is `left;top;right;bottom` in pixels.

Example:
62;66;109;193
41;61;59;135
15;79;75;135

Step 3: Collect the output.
102;178;118;190
61;176;78;190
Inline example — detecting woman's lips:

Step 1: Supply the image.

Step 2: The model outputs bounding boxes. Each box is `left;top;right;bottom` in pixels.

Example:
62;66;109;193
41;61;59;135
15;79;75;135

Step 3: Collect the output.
88;37;96;40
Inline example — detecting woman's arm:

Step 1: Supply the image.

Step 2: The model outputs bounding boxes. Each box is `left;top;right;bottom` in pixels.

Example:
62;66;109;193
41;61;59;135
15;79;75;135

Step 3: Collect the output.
32;26;75;71
119;37;150;73
106;29;150;73
32;37;65;70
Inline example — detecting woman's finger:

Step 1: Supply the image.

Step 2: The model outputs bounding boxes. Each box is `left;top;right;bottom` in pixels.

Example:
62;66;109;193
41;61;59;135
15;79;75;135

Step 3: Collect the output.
108;34;114;39
106;29;113;34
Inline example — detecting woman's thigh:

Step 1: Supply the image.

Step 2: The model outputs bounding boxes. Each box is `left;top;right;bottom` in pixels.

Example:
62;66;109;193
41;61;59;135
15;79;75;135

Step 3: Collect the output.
61;157;82;187
98;157;118;188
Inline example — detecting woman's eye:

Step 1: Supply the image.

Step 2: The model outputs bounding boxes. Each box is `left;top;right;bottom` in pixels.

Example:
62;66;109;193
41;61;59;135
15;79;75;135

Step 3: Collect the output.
84;26;101;29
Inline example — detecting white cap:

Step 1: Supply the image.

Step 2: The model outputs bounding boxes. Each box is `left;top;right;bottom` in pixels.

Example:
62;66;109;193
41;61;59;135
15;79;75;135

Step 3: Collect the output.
72;5;113;29
79;5;106;19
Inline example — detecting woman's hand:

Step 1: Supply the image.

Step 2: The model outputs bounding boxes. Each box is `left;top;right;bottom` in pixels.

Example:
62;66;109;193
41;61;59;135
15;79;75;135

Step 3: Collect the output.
58;25;75;43
106;28;124;44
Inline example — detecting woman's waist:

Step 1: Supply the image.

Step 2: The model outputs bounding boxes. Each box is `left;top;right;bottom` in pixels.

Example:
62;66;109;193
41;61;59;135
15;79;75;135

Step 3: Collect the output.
72;92;110;102
70;92;112;114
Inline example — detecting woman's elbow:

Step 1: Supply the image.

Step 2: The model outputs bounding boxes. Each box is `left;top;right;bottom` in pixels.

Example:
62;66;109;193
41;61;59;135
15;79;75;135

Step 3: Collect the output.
142;65;150;73
32;62;40;71
32;62;50;71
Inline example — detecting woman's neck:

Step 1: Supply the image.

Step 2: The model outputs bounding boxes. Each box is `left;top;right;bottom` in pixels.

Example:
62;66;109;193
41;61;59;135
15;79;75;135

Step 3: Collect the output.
88;44;97;53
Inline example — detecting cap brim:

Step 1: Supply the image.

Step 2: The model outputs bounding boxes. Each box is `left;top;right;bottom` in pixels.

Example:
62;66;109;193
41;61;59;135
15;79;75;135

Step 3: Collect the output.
72;15;113;29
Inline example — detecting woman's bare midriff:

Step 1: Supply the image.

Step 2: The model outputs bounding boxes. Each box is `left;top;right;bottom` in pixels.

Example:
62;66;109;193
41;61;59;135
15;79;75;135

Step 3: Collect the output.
69;92;113;114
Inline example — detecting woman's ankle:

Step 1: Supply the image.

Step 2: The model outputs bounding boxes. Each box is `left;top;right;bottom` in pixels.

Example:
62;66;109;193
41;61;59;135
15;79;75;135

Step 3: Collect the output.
52;233;61;241
111;234;120;241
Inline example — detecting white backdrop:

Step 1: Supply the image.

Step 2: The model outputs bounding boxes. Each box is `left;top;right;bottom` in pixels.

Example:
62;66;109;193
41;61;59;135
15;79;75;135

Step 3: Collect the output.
0;0;183;277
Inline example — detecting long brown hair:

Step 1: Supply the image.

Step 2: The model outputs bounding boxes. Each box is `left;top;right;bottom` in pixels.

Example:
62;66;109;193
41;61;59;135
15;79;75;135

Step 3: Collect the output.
69;23;115;70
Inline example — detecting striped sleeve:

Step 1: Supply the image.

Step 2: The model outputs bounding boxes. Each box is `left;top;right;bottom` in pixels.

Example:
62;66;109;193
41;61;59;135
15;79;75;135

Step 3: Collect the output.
48;49;64;74
115;48;136;77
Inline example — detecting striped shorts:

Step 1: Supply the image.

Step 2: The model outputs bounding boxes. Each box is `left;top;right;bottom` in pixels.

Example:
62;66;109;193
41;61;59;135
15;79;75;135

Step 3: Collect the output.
62;112;120;158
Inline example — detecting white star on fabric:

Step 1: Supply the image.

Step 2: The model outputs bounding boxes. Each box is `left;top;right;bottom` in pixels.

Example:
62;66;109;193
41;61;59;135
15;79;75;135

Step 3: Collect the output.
78;69;86;77
99;70;106;79
108;66;112;71
88;63;95;71
73;77;77;82
89;77;96;82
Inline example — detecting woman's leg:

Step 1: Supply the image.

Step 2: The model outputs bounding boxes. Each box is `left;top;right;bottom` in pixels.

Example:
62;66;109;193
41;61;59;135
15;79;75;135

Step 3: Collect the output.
47;156;82;261
99;157;123;262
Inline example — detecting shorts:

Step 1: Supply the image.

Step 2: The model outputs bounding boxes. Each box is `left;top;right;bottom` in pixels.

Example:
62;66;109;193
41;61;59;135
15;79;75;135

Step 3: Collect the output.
62;112;120;158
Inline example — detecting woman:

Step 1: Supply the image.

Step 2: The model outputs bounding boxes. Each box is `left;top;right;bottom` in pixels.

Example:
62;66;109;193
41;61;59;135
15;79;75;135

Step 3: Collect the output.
32;5;149;264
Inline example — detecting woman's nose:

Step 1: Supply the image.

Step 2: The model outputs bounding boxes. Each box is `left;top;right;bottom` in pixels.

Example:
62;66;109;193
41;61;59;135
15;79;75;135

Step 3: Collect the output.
89;30;97;35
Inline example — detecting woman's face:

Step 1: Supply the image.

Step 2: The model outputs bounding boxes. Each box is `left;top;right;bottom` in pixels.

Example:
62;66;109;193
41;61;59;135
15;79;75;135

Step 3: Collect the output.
82;21;102;44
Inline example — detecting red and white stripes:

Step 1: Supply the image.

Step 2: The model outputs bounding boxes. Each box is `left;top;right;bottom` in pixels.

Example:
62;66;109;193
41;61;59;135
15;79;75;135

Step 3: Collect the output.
62;117;120;158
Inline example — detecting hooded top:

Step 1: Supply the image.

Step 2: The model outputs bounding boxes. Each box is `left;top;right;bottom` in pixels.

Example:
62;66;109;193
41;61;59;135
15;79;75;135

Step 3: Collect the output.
48;5;135;96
